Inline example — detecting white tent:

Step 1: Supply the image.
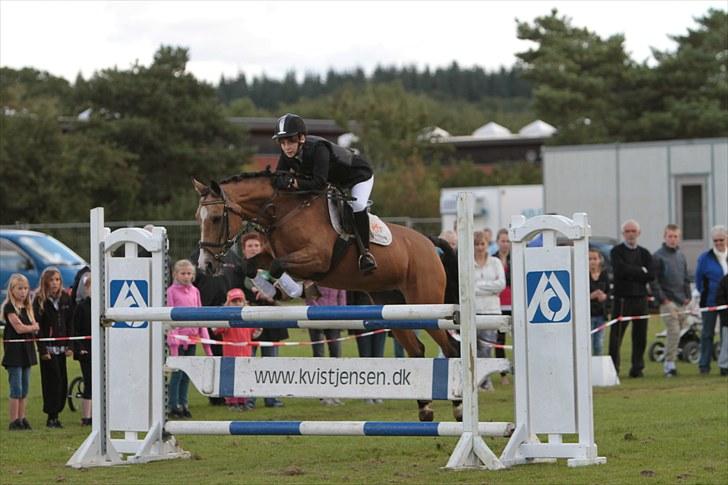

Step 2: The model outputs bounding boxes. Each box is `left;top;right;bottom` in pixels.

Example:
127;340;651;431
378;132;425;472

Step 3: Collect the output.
519;119;557;137
472;121;512;138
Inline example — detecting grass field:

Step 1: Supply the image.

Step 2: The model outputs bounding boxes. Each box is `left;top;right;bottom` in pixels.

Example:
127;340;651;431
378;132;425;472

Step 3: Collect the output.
1;317;727;484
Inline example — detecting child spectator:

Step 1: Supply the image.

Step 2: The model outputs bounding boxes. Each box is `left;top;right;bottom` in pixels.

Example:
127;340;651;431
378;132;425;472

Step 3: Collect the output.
33;267;73;429
2;274;40;430
167;259;213;418
215;288;256;410
589;248;610;356
72;273;93;425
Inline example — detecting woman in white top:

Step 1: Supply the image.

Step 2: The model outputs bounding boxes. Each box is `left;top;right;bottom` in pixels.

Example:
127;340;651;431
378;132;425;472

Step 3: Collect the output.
473;230;506;390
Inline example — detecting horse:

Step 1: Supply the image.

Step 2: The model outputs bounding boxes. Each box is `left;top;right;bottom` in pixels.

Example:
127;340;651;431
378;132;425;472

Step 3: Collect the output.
193;170;461;421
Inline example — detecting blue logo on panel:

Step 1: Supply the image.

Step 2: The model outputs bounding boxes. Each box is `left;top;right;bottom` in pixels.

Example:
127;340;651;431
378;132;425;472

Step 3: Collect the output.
109;280;148;328
526;271;571;324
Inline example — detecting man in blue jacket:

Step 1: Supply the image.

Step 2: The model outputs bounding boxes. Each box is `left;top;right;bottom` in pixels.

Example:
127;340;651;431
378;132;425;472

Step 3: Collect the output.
695;225;727;374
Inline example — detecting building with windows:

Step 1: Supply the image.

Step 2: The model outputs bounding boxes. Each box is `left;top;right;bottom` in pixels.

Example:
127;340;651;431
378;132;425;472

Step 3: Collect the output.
543;138;728;272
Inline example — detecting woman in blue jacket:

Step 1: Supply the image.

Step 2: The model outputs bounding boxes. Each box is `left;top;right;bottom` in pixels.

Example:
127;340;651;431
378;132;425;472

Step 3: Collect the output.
695;225;727;374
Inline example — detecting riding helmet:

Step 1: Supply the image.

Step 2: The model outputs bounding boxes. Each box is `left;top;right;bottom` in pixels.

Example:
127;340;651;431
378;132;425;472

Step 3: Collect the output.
272;113;307;140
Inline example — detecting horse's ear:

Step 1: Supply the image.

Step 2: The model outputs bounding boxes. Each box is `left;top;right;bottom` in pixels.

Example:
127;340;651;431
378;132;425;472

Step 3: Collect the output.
192;178;209;197
210;180;221;196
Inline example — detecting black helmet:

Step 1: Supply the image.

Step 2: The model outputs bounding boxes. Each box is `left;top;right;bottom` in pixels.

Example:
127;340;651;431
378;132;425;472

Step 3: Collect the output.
272;113;307;140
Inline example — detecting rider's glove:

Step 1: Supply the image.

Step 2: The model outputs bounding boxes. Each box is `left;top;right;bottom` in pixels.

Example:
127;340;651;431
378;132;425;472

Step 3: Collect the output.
274;172;294;190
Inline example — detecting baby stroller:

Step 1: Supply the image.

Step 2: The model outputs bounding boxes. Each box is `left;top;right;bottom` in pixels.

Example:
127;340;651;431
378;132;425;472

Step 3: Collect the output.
648;317;701;364
648;301;719;364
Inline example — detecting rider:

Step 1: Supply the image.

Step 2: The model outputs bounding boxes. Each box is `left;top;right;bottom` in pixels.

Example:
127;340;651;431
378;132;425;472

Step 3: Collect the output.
272;113;377;274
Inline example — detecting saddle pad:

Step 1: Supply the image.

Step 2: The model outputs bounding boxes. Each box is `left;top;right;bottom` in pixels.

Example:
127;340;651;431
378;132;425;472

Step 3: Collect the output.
327;199;392;246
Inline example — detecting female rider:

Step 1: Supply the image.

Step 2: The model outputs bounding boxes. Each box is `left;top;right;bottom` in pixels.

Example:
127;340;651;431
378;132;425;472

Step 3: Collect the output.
272;113;377;273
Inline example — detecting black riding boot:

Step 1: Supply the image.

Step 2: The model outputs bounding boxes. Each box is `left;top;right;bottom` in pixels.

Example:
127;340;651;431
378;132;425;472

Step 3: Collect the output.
353;210;377;273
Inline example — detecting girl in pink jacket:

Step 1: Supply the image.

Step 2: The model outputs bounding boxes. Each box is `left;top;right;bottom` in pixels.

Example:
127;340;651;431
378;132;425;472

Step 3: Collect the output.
166;259;212;418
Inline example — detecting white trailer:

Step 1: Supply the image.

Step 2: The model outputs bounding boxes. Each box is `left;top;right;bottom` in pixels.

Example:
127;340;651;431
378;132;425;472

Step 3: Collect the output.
440;185;543;235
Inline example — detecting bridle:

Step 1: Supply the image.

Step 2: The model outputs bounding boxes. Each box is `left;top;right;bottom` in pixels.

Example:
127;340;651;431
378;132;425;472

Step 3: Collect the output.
197;199;255;262
197;187;325;262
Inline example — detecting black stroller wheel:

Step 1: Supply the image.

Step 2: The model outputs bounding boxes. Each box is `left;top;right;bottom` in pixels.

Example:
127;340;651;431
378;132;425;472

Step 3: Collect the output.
681;341;700;364
648;341;665;362
67;376;85;412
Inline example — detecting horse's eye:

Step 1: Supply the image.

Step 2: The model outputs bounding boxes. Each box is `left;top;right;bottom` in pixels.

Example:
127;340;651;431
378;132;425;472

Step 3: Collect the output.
211;216;222;224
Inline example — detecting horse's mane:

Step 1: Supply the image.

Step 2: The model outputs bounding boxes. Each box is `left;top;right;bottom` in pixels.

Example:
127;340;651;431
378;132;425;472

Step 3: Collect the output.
218;167;274;185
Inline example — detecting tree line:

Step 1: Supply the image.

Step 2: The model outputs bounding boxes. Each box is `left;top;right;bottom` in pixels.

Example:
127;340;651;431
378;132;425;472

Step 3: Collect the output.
0;8;724;225
217;63;532;110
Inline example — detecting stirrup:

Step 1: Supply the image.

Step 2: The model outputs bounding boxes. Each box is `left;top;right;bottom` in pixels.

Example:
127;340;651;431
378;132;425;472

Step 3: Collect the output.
358;252;377;273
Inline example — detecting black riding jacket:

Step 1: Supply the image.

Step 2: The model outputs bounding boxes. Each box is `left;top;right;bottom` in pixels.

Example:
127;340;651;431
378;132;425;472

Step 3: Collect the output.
275;135;373;190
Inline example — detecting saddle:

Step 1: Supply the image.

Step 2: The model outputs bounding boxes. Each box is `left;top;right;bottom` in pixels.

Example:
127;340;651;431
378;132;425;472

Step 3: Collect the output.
326;187;392;246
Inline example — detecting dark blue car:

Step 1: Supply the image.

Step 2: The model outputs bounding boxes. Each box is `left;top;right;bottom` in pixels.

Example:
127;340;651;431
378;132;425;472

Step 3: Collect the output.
0;229;87;303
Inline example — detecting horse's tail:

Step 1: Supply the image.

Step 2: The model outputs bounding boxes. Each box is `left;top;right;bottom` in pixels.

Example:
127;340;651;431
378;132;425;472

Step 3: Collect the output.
428;236;459;304
428;236;461;358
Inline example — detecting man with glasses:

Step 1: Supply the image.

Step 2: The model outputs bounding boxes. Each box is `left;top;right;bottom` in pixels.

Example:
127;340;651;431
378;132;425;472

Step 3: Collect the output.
695;225;728;375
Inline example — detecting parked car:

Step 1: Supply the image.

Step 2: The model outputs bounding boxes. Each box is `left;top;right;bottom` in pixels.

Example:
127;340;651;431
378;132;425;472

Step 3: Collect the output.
0;229;87;304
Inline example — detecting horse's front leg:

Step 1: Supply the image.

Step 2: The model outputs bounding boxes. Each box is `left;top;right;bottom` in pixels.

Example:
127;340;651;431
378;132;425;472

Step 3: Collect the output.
269;248;329;279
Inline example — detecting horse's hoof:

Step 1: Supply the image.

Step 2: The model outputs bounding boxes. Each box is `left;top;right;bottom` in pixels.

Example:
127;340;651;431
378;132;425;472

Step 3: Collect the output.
419;404;434;422
453;402;463;422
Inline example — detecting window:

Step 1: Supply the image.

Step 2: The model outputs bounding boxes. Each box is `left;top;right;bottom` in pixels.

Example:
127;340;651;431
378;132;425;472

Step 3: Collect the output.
681;184;703;240
0;239;33;272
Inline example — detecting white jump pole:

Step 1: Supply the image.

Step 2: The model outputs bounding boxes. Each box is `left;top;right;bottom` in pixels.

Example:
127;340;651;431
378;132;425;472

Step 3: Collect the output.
445;192;505;469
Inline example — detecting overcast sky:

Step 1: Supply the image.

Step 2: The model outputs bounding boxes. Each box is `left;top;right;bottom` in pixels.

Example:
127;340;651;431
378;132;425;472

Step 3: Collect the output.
1;1;724;85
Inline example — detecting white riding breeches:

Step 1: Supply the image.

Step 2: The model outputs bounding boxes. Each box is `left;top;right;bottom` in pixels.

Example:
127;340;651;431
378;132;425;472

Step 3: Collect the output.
348;176;374;212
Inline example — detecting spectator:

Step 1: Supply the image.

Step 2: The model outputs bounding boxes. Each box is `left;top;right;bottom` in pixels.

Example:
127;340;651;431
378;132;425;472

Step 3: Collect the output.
305;283;346;406
494;228;512;384
589;248;610;356
695;225;728;375
347;290;386;404
439;230;457;250
33;267;73;428
651;224;692;377
473;230;506;391
214;288;255;410
166;259;213;418
242;232;287;409
190;246;244;406
609;219;654;378
2;274;39;431
72;273;93;425
715;274;728;376
483;227;498;255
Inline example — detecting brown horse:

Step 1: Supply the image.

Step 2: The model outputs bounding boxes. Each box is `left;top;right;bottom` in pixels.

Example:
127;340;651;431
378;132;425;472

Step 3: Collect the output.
193;170;461;421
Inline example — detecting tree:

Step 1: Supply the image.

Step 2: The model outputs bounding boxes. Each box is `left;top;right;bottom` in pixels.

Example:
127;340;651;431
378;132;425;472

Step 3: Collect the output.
515;9;632;144
0;107;139;224
329;82;433;170
75;46;252;215
622;9;728;140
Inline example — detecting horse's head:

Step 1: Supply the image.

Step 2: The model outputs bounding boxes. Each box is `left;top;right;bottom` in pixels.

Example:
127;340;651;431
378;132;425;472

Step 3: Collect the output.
193;178;245;274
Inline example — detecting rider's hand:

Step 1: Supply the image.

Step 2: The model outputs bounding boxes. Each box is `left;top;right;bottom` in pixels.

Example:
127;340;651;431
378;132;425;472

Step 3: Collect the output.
273;172;294;190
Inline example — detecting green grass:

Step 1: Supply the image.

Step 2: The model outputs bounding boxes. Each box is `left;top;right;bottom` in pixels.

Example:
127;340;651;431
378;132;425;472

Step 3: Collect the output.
1;318;727;484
